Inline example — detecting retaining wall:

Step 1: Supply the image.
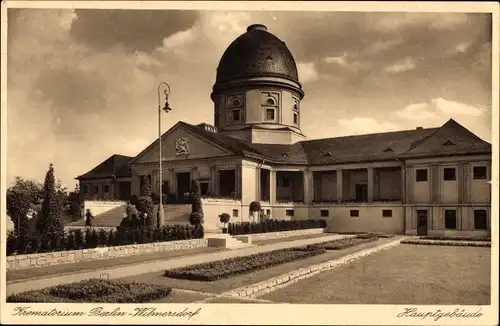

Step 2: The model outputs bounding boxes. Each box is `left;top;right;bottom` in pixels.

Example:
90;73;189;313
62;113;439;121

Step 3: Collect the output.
6;239;207;271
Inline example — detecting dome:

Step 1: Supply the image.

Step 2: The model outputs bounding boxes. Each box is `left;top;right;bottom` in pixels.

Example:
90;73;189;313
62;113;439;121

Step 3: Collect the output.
215;24;299;84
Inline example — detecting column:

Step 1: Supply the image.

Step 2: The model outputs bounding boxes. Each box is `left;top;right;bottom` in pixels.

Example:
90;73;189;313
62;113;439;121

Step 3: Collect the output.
405;167;412;204
168;169;175;195
367;167;374;203
458;163;468;204
270;170;276;204
255;167;261;201
431;165;440;204
400;166;406;203
303;170;313;205
215;169;220;196
210;166;217;195
235;164;242;197
336;169;343;204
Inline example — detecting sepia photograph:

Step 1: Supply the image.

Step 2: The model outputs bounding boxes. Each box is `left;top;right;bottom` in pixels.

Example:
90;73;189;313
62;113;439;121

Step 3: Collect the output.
1;1;498;325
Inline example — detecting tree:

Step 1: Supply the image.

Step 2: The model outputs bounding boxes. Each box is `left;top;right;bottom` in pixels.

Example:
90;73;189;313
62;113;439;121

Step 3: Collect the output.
141;176;152;197
6;177;43;235
37;163;65;238
67;184;81;221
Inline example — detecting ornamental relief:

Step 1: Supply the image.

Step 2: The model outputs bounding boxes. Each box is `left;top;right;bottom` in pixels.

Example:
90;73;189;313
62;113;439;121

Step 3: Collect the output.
175;137;190;156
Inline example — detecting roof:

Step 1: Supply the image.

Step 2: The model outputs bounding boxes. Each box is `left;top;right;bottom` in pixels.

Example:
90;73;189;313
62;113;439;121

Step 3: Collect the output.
177;118;491;165
215;24;299;84
117;118;492;175
76;154;133;180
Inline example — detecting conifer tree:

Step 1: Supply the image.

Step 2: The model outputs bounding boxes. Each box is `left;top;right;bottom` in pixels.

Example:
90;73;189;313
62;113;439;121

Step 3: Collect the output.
37;163;65;238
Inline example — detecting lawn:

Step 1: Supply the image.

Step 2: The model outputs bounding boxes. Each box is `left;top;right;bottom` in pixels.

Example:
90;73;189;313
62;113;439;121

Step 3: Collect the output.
261;244;491;305
118;238;395;294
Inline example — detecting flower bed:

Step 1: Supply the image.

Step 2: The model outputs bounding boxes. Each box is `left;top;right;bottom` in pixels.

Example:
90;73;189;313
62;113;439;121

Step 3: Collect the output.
7;279;172;303
7;225;199;256
304;235;379;251
164;247;326;281
228;219;327;236
401;239;491;247
356;233;395;239
419;235;491;242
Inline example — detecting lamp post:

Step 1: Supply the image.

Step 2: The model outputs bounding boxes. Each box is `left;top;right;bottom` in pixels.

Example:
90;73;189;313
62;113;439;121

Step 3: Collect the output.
157;82;173;229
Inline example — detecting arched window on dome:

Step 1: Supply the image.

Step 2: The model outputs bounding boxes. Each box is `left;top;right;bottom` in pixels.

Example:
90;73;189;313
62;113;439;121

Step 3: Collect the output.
293;98;300;126
266;98;276;106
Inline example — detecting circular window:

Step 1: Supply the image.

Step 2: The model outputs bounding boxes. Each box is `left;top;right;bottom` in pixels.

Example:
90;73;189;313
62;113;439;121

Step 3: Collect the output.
232;99;241;107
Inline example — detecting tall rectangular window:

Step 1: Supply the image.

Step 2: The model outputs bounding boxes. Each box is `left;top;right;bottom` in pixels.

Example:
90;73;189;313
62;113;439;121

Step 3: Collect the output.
103;185;110;193
416;169;428;182
473;166;487;180
444;209;457;229
231;109;240;122
443;168;456;181
293;112;298;125
83;185;88;194
474;210;488;230
266;108;275;121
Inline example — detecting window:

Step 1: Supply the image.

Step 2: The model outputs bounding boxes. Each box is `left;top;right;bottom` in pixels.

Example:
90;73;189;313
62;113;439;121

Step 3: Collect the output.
83;185;88;194
473;166;487;180
286;209;294;217
231;109;241;122
474;210;487;230
350;210;359;218
293;112;298;125
444;210;457;229
232;209;239;218
266;98;276;106
278;178;290;187
266;108;275;121
416;169;428;182
382;209;392;218
103;185;110;193
320;209;329;217
92;185;99;194
266;209;271;215
443;168;456;181
232;99;241;107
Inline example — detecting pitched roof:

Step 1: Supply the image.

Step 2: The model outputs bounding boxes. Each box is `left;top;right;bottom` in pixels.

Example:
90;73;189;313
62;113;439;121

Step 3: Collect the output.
126;118;491;170
76;154;133;180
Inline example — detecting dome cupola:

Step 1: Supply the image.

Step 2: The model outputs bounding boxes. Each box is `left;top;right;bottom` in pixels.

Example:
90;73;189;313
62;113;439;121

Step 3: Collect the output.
211;24;306;145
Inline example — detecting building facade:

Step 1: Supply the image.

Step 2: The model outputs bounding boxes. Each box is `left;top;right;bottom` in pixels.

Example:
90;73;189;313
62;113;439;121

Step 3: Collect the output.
77;24;492;236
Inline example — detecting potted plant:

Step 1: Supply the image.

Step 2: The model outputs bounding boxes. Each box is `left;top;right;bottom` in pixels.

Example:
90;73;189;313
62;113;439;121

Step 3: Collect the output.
249;201;261;223
219;213;231;234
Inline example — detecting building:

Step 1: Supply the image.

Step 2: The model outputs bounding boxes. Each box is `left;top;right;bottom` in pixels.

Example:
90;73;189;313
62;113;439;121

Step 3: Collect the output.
77;24;492;236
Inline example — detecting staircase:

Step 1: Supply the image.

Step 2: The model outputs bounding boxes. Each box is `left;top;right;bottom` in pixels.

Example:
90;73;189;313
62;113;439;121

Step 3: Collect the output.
206;234;256;249
65;204;192;228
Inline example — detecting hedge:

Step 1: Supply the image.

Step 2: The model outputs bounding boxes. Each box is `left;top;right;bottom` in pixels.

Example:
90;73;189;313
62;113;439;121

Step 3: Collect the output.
402;239;491;247
6;224;200;256
7;279;172;303
304;235;379;251
419;235;491;242
228;219;327;235
164;247;326;281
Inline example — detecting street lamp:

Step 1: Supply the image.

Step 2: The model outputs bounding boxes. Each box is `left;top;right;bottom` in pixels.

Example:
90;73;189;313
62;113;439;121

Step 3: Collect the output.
157;82;173;229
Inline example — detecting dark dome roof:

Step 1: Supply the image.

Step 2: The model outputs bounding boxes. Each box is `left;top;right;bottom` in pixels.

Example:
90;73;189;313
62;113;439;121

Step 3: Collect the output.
215;24;299;84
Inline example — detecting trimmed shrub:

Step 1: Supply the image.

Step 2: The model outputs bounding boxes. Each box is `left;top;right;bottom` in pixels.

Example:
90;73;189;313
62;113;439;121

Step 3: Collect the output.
306;236;379;251
164;247;326;281
6;223;201;256
228;219;327;235
249;201;261;213
7;279;172;303
419;235;491;242
402;239;491;247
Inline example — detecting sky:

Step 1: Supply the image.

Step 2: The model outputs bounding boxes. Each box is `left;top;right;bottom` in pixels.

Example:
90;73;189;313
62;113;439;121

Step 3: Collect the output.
6;7;493;190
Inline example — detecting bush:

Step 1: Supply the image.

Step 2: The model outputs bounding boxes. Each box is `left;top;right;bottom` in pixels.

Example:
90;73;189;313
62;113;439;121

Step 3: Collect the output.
419;235;491;242
219;213;230;224
164;247;326;281
249;201;261;213
228;219;327;235
7;279;172;303
401;239;491;247
306;236;379;251
6;223;201;256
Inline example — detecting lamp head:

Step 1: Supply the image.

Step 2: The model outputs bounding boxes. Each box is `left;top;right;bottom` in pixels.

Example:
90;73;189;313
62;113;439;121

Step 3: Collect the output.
162;89;172;113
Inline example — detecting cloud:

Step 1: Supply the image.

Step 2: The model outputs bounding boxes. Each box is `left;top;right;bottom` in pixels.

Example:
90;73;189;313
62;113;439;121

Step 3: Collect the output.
384;57;416;73
397;102;440;121
335;117;400;136
297;61;319;84
432;98;485;117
